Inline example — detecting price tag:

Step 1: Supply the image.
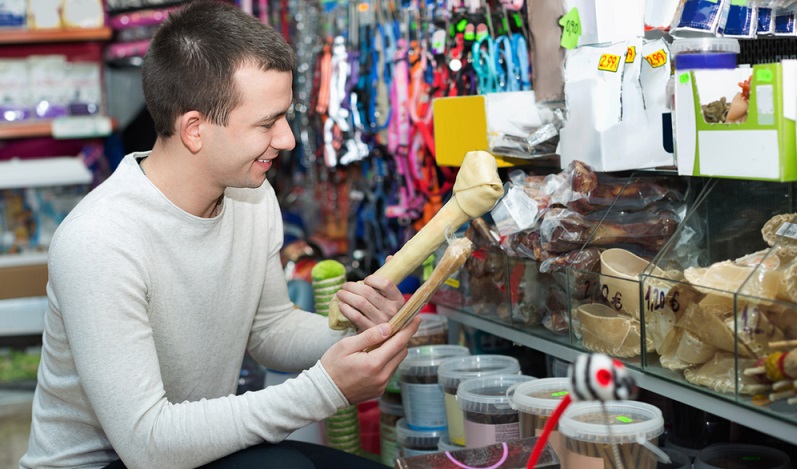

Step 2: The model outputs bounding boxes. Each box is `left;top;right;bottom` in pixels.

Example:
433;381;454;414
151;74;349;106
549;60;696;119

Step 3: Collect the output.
644;49;668;68
616;416;634;423
558;8;581;50
775;222;797;240
626;45;636;63
444;278;460;288
598;53;621;72
730;0;747;5
644;284;671;314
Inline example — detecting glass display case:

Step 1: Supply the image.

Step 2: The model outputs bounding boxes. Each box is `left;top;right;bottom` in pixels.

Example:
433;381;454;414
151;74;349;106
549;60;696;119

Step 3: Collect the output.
641;179;797;414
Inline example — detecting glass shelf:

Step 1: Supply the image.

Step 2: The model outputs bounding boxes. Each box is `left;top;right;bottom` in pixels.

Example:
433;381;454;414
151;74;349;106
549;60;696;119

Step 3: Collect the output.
435;304;797;445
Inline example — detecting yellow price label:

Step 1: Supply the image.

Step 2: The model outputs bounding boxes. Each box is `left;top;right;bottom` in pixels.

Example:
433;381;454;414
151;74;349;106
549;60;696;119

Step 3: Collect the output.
598;53;621;72
444;278;460;289
644;49;668;68
626;46;636;63
357;2;370;11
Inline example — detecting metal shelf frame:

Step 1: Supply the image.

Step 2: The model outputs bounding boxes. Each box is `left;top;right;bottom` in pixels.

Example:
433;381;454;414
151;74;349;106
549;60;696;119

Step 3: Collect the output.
436;304;797;444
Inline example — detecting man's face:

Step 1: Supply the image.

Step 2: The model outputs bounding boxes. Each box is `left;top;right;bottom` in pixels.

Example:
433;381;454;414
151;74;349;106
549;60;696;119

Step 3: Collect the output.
202;64;295;189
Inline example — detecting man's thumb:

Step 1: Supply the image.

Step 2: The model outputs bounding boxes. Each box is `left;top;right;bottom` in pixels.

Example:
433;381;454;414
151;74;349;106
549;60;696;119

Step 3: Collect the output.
357;323;392;352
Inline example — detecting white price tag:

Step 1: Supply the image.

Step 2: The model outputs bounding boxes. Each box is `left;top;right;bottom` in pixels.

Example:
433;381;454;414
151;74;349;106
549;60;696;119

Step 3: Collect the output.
775;222;797;240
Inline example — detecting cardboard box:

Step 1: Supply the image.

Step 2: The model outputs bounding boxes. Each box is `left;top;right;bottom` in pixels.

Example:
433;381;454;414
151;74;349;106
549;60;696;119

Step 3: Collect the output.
675;60;797;181
432;91;556;167
0;263;48;300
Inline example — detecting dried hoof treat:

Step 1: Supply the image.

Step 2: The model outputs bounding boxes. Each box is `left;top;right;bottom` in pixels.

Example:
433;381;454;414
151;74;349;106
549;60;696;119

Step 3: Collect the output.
675;330;717;365
600;248;663;320
683;352;767;395
578;303;650;358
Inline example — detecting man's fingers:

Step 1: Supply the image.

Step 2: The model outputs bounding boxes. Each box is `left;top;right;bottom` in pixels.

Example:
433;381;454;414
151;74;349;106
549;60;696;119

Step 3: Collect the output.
344;323;392;352
364;276;405;307
337;301;375;331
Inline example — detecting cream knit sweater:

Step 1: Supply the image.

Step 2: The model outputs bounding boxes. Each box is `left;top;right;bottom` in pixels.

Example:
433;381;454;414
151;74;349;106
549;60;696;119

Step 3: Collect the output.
21;153;349;469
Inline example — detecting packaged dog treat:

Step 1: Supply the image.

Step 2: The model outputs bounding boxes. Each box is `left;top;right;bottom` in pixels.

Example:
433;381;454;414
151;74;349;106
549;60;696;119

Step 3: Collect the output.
671;0;731;36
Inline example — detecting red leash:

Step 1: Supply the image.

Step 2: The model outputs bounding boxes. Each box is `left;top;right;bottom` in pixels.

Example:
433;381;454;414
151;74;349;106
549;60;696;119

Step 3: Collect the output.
526;394;572;469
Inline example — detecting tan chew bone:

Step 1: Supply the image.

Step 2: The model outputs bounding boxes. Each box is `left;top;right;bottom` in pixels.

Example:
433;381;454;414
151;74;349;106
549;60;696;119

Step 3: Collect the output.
364;237;474;351
328;150;503;330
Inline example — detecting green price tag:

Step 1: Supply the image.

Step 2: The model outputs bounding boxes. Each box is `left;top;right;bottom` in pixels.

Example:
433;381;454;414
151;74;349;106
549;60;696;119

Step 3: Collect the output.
730;0;747;5
756;68;774;82
551;391;569;397
705;0;719;3
558;8;581;50
679;72;690;84
616;416;634;423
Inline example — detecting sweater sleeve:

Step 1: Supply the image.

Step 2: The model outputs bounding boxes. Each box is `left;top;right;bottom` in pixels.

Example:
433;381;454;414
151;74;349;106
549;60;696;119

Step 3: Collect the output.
245;187;353;372
49;215;348;469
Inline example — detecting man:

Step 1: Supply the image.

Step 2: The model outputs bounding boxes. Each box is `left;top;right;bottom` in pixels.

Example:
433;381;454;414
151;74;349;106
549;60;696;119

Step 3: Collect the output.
20;2;420;468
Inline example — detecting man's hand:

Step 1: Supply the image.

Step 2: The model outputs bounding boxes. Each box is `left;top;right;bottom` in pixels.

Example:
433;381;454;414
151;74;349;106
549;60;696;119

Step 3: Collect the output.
321;316;421;405
334;274;405;331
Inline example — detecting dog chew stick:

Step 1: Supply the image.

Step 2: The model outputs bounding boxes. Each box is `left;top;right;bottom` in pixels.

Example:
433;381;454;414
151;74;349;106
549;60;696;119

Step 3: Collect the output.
364;237;474;352
329;150;502;330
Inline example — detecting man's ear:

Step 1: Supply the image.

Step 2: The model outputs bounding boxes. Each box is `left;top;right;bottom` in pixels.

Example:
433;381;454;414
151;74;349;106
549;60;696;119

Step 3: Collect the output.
178;111;204;153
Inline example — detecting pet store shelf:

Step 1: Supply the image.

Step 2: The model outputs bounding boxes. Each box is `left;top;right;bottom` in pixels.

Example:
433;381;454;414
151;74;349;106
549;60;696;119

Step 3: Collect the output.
0;27;112;44
436;304;797;445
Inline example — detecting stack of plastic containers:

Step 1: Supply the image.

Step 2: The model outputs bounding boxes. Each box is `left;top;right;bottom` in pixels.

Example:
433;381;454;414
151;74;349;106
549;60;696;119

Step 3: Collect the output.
557;401;665;469
509;377;570;461
437;355;522;449
456;374;535;448
395;345;469;457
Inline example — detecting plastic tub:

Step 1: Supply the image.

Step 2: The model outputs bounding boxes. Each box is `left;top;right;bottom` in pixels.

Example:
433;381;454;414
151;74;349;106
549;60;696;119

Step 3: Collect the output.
694;443;790;469
409;314;448;347
670;38;740;71
398;345;470;429
383;316;451;406
659;446;692;469
558;401;665;469
509;377;569;461
379;397;404;467
456;374;535;448
437;354;521;446
395;418;446;458
438;434;465;453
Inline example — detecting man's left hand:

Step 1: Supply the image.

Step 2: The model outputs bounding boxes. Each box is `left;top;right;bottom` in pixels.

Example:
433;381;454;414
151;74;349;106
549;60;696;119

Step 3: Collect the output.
335;275;405;331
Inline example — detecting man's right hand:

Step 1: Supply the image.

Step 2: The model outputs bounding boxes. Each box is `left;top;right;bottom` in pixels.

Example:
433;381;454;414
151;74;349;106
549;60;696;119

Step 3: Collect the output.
320;317;421;405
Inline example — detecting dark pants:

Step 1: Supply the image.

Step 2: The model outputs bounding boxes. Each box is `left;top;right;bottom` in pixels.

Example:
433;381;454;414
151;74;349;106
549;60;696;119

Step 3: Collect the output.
102;440;387;469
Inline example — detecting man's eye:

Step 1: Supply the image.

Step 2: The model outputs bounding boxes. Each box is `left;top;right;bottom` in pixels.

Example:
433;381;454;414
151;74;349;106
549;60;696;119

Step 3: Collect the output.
261;123;275;130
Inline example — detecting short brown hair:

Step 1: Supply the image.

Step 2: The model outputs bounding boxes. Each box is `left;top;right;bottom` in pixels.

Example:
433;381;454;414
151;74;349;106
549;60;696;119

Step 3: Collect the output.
142;0;296;138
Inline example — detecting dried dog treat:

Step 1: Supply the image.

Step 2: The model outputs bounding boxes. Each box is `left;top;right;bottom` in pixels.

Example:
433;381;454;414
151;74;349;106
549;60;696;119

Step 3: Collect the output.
683;352;767;395
578;303;652;358
762;213;797;258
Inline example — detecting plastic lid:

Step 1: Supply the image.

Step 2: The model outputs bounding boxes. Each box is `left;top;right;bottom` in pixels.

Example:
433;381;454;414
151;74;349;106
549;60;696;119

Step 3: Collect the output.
378;396;404;416
438;435;465;453
558;401;664;444
694;443;790;469
395;418;446;448
670;38;740;56
398;345;470;378
457;374;536;415
508;378;570;416
661;447;692;469
414;314;448;337
437;355;521;392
